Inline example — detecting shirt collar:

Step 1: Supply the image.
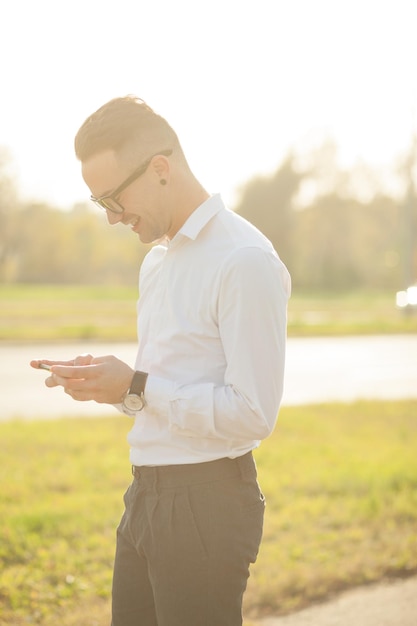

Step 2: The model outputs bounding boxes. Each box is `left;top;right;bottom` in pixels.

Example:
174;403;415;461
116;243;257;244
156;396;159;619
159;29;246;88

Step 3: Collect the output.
174;194;225;242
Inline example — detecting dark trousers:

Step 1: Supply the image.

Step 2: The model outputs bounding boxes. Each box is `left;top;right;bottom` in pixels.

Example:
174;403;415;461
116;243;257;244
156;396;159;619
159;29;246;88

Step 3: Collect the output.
111;452;265;626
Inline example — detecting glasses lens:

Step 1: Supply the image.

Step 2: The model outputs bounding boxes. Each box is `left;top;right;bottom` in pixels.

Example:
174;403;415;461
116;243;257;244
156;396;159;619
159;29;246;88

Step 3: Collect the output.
92;197;123;214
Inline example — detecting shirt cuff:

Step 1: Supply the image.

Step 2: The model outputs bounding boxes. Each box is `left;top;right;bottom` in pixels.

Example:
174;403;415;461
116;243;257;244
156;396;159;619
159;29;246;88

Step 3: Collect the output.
144;374;176;415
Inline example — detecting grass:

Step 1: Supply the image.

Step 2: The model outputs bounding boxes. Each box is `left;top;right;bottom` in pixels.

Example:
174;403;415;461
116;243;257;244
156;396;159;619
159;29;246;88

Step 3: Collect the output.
287;289;417;336
1;284;417;341
1;400;416;625
0;284;139;342
246;401;417;619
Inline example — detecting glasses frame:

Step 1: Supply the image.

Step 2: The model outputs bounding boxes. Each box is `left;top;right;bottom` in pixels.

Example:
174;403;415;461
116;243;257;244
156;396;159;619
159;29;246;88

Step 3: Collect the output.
90;149;173;214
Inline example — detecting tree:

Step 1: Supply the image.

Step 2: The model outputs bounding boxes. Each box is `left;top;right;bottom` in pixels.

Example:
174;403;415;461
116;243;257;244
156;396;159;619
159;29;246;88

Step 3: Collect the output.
11;201;151;285
234;155;302;272
0;148;20;282
233;141;406;291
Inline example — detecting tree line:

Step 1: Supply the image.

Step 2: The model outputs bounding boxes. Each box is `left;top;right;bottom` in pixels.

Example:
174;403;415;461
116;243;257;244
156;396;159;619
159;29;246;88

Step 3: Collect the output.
0;142;416;290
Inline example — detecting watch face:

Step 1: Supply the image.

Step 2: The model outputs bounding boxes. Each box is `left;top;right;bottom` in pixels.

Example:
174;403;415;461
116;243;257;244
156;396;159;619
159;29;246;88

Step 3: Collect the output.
123;393;145;411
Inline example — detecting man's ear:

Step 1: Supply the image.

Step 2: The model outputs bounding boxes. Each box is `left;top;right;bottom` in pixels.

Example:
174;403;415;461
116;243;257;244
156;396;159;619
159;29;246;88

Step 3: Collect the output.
151;154;170;183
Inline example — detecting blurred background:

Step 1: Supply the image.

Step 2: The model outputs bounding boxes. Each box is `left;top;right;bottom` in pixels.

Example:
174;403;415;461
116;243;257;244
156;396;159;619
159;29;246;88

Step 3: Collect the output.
0;0;416;296
1;4;417;623
2;0;417;420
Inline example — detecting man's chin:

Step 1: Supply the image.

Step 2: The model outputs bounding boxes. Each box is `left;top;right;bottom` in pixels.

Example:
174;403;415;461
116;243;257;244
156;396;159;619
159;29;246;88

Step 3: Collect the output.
137;232;157;245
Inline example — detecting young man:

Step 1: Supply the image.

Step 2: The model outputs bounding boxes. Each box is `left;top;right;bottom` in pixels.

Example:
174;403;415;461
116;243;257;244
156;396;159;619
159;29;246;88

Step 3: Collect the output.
31;96;291;626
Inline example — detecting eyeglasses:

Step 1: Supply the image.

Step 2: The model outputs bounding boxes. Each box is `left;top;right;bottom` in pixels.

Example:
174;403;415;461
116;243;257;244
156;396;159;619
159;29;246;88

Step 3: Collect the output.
90;149;173;214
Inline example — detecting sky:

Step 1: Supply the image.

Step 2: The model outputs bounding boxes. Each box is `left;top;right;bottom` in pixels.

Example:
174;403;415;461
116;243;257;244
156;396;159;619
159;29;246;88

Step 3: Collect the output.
1;0;417;210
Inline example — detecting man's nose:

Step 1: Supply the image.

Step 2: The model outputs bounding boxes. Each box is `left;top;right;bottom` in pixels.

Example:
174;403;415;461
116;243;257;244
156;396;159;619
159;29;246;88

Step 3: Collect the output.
106;210;123;225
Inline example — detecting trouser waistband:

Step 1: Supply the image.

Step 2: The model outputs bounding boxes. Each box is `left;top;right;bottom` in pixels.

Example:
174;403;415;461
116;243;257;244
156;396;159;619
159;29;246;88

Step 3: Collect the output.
131;451;255;487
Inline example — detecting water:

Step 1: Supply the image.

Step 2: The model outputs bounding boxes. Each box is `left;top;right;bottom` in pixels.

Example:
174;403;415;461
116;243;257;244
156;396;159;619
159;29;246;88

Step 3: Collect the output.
1;335;416;421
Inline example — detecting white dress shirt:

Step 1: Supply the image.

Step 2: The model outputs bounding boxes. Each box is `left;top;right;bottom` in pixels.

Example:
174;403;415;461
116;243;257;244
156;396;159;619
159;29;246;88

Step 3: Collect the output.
124;194;291;466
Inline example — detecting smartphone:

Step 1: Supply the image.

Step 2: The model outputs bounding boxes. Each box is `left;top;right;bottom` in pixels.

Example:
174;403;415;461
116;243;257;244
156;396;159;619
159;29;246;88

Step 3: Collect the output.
38;363;52;371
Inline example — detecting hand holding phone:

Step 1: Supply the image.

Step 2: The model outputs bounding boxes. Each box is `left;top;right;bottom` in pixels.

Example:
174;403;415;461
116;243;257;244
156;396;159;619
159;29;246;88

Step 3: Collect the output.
31;355;134;404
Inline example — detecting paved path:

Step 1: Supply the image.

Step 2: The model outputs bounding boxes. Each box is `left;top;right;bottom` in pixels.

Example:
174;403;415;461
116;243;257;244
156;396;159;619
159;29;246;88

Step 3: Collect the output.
2;335;417;420
254;575;417;626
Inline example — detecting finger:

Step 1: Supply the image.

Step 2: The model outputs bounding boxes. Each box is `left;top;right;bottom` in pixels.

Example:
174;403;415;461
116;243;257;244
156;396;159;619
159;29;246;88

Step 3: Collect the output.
63;388;87;401
63;382;98;402
50;371;103;399
30;359;75;369
45;375;59;388
30;360;43;369
51;363;100;380
73;353;94;366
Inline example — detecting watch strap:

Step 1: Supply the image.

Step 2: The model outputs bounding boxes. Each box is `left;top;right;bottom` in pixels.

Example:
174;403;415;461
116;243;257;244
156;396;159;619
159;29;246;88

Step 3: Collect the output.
129;371;148;396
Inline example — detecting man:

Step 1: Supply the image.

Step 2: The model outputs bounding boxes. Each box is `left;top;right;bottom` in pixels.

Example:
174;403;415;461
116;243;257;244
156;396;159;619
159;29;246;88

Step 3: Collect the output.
31;96;291;626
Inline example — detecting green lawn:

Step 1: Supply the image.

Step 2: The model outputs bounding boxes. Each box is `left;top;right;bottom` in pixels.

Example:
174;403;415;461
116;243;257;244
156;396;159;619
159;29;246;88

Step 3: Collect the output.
0;284;139;341
1;284;417;341
1;400;416;625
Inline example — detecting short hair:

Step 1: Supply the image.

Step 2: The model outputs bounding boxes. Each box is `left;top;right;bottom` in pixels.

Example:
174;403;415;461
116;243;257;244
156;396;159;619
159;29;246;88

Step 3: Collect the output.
74;95;180;163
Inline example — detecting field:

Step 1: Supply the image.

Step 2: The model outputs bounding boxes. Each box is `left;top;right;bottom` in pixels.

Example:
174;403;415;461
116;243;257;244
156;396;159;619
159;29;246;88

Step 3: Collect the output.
1;400;416;625
1;285;416;623
0;284;137;342
1;284;417;341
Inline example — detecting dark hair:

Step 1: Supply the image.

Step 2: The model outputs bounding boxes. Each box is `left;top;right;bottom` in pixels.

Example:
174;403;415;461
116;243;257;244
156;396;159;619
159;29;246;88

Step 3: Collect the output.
74;95;180;162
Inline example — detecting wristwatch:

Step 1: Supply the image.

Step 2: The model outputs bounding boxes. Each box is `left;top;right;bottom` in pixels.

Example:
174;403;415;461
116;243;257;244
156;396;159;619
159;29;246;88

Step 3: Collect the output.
122;371;148;413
